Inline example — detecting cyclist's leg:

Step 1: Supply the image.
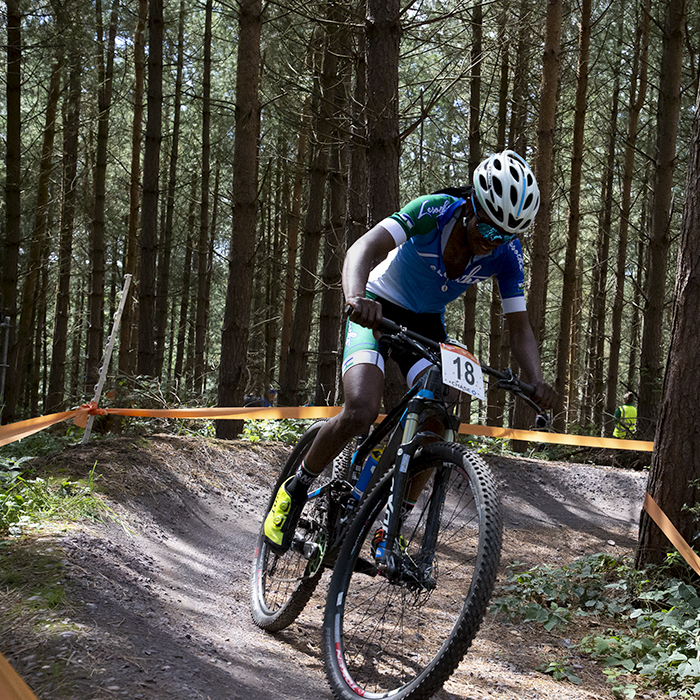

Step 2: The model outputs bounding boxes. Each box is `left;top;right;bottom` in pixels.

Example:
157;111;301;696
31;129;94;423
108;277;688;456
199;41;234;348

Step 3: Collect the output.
264;324;384;552
301;316;385;475
302;362;384;475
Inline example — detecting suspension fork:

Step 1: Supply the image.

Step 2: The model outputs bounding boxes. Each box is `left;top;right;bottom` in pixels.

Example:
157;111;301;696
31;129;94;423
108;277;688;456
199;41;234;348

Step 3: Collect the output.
377;396;423;576
418;464;448;568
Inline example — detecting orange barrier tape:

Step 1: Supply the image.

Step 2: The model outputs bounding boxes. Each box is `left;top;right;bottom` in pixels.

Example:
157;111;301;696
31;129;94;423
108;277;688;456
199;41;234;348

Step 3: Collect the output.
1;404;653;452
0;653;39;700
458;423;654;452
643;493;700;576
0;410;82;448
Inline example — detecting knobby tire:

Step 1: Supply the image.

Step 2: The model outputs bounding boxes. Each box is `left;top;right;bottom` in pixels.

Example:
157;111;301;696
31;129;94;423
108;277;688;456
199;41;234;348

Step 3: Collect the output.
322;442;503;700
250;421;327;632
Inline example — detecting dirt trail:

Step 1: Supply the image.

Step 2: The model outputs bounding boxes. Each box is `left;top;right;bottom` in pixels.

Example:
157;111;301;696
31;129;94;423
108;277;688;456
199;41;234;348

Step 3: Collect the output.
0;435;657;700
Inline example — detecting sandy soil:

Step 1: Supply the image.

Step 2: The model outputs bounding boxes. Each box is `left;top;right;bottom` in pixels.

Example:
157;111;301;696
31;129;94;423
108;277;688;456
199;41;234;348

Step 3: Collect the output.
0;433;662;700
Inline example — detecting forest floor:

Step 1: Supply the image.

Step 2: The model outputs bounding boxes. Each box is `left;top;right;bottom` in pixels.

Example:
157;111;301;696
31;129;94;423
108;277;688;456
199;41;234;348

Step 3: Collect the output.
0;432;666;700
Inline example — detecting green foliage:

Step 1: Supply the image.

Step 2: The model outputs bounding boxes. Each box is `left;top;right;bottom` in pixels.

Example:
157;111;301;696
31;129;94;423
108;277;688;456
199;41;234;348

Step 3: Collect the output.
241;419;312;445
0;460;110;536
491;553;700;697
536;660;582;685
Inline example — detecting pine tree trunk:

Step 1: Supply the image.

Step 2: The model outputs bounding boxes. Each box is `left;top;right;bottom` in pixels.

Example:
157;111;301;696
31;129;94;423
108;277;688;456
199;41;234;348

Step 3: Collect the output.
195;0;213;395
346;27;367;250
47;54;82;413
316;2;351;406
552;0;591;431
636;77;700;568
7;54;62;417
279;28;331;407
1;0;22;422
137;0;164;378
606;0;649;434
278;123;307;382
217;0;262;438
174;185;197;383
86;0;119;396
637;0;686;439
583;9;623;432
155;0;186;379
365;0;400;222
528;0;562;346
119;0;147;382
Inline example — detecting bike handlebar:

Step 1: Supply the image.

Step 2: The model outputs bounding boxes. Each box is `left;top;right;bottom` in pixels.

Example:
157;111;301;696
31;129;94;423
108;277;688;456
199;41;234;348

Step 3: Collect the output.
345;304;539;409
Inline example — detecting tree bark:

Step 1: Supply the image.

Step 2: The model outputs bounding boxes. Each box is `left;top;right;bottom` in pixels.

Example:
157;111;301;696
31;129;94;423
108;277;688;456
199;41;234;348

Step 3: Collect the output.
316;1;351;406
47;53;82;413
278;124;307;381
86;0;119;396
1;0;22;422
217;0;262;438
585;11;622;432
279;27;330;407
365;0;401;223
155;0;186;379
119;0;147;381
174;182;197;383
6;52;62;418
528;0;562;346
137;0;164;378
637;0;686;440
605;0;649;434
195;0;213;395
636;77;700;568
553;0;591;431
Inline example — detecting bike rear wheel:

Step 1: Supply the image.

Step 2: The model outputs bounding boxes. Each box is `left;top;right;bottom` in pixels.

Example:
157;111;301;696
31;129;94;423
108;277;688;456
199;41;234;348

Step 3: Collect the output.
322;442;503;700
250;421;330;632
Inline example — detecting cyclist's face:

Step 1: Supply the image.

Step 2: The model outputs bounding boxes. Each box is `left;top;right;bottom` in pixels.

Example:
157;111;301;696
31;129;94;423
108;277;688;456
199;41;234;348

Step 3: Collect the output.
464;212;504;256
464;200;515;256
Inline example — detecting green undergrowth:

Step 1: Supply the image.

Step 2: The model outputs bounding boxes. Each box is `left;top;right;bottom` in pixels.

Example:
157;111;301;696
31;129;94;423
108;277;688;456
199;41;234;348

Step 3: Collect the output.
242;418;314;444
1;453;112;537
491;552;700;697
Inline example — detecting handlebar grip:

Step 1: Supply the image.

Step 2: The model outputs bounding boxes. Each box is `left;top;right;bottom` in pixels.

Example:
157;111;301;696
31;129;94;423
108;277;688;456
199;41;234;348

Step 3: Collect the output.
519;380;535;397
344;303;403;335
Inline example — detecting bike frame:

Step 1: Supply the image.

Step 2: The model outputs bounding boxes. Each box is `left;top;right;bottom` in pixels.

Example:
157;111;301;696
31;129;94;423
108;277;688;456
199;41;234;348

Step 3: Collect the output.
303;333;460;577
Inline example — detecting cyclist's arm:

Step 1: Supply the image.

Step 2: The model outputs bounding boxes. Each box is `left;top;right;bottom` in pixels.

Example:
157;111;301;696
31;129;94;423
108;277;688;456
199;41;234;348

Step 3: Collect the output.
343;224;396;329
505;310;557;410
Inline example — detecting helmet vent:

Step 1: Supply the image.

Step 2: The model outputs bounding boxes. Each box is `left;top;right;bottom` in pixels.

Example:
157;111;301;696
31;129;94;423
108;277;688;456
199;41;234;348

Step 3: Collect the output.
487;201;504;223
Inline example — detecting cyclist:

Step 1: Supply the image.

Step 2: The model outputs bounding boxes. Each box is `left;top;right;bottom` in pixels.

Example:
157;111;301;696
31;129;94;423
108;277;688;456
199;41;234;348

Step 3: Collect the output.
265;149;557;553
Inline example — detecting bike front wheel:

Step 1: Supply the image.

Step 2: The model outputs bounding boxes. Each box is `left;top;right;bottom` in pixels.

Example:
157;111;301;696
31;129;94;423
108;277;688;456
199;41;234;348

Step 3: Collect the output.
250;421;329;632
322;441;503;700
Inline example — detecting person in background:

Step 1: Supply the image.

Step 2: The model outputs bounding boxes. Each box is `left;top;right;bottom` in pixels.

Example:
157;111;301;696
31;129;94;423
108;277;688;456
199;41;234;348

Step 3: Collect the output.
613;391;637;439
263;387;277;407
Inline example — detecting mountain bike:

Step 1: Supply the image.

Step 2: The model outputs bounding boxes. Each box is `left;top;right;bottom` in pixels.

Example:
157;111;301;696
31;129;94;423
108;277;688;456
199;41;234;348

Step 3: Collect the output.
250;316;542;700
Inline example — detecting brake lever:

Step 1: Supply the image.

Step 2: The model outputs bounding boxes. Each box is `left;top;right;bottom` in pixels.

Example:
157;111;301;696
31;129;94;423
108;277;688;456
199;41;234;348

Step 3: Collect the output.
493;368;543;414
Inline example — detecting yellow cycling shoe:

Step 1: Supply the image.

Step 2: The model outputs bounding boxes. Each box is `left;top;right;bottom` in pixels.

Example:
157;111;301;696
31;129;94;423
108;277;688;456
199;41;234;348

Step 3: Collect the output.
263;478;304;554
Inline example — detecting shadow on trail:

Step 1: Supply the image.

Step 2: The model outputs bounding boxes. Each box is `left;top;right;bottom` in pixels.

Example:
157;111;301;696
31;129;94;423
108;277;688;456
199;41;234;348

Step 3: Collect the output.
489;455;647;548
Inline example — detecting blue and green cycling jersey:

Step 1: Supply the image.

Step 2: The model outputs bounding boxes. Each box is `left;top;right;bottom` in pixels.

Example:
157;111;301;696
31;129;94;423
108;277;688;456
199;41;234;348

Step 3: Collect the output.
366;193;526;315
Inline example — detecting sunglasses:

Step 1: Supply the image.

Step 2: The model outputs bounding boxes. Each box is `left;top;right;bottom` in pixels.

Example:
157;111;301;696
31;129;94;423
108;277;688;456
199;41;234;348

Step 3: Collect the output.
470;194;515;244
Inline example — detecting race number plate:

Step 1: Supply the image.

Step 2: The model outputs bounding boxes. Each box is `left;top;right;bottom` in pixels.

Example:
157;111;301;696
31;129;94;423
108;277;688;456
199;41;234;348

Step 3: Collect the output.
440;343;486;400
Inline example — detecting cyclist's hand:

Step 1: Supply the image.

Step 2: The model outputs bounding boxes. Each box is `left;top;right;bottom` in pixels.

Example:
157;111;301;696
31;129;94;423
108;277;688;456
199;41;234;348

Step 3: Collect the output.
531;379;557;411
346;296;383;330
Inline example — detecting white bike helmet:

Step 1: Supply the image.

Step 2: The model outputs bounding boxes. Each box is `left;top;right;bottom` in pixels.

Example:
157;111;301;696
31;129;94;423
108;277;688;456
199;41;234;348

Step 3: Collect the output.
472;150;540;234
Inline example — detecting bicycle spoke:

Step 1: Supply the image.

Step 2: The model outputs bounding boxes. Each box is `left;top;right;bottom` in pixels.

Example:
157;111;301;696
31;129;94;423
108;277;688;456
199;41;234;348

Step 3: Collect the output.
324;443;502;700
